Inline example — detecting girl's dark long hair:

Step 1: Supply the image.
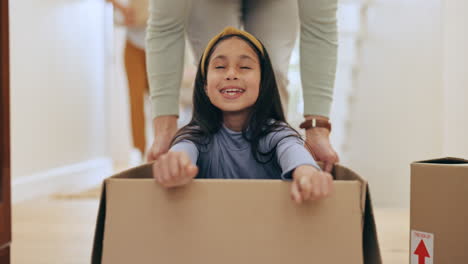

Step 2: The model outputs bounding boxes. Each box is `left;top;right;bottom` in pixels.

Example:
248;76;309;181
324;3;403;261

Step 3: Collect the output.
171;34;305;163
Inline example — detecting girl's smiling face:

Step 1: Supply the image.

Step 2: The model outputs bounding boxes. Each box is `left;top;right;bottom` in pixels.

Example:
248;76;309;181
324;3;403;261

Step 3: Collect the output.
205;37;261;115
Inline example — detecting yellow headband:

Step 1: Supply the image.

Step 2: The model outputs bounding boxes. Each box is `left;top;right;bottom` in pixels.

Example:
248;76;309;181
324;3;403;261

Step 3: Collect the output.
200;26;264;77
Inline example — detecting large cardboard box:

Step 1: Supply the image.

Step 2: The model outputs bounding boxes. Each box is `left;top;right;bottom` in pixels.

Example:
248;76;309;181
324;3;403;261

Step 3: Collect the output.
410;157;468;264
92;163;381;264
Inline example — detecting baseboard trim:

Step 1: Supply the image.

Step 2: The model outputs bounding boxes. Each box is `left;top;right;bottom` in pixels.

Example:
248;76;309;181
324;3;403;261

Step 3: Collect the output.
12;157;113;203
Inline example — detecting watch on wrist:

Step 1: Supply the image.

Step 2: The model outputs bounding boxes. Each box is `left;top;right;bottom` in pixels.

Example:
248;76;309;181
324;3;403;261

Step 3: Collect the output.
299;118;332;132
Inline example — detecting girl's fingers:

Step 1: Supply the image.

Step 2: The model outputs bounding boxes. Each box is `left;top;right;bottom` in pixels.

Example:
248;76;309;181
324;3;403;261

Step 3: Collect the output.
291;181;302;204
320;172;332;198
186;165;199;178
313;172;333;199
179;153;191;178
159;155;171;185
152;161;160;182
309;173;322;200
178;153;190;181
179;152;190;169
299;176;313;201
326;172;334;196
168;153;180;180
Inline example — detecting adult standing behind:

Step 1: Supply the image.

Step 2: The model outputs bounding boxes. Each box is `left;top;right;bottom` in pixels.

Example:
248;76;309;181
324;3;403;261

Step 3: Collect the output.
107;0;150;157
146;0;339;172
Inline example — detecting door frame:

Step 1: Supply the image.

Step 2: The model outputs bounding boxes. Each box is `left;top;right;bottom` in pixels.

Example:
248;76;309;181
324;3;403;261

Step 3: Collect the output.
0;0;12;262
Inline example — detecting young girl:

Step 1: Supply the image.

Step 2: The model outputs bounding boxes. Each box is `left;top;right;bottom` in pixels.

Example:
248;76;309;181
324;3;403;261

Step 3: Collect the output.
152;27;333;204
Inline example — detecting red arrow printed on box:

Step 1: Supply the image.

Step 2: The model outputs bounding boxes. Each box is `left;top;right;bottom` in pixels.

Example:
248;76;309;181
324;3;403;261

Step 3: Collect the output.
414;239;430;264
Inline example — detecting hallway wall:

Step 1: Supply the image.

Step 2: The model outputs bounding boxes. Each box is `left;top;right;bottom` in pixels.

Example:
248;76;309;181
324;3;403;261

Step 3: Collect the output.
442;0;468;158
342;0;444;207
10;0;113;201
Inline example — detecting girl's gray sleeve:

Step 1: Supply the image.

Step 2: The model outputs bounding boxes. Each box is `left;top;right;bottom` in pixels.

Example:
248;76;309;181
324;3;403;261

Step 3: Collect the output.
169;140;199;165
298;0;338;117
146;0;191;118
276;135;321;180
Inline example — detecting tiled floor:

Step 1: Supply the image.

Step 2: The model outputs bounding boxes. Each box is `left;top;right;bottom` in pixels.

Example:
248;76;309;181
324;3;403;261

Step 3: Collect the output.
11;198;409;264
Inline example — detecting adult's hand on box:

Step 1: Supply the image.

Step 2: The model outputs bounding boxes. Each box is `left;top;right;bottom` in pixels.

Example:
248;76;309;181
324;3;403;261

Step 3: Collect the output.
305;126;339;173
291;165;334;204
153;151;199;188
147;115;178;162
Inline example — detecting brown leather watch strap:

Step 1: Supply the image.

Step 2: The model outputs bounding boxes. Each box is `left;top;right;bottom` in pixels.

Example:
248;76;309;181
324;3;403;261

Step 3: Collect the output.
299;118;332;132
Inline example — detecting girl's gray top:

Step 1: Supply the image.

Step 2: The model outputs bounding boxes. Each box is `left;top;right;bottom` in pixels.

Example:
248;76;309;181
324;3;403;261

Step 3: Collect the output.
170;124;320;180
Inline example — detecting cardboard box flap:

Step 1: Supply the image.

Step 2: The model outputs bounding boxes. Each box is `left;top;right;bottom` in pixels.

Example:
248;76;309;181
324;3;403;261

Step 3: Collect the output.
363;186;382;264
91;182;107;264
92;163;382;264
333;164;382;264
414;157;468;164
333;165;367;211
91;163;153;263
112;163;153;179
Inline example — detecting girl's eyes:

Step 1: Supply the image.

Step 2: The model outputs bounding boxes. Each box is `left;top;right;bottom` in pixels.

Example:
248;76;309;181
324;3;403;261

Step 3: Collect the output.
214;66;252;69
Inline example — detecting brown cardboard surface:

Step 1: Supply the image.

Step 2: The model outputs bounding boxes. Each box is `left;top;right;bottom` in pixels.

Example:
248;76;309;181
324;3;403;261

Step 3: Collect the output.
411;157;468;263
92;164;381;264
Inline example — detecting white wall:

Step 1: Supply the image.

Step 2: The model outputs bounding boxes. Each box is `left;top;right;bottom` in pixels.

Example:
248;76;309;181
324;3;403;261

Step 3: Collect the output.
342;0;444;207
443;0;468;158
10;0;113;200
108;26;136;166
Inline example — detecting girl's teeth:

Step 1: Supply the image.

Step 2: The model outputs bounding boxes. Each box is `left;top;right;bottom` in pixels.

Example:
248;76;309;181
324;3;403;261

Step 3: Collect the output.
222;89;244;93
